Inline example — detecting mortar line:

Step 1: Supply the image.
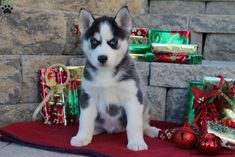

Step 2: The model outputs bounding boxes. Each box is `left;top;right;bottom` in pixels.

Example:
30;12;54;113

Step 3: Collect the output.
164;87;169;121
147;62;151;86
147;0;151;13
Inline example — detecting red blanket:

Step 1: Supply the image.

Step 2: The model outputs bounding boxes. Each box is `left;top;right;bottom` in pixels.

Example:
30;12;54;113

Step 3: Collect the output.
0;121;233;157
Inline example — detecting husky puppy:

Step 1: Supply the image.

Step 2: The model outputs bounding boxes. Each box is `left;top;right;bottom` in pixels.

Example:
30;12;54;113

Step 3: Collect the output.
71;6;159;151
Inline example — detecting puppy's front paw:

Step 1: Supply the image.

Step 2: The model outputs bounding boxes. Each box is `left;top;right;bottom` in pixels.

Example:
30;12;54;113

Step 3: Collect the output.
127;140;148;151
70;135;92;147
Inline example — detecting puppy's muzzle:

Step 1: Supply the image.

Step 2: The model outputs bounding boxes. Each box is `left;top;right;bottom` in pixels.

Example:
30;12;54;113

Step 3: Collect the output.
98;55;108;64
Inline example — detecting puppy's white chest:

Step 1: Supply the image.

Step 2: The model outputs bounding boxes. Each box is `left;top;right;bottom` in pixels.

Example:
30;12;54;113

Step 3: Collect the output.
83;70;137;107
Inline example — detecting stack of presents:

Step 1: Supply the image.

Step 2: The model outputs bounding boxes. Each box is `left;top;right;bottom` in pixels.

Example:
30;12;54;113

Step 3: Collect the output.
129;28;202;64
36;28;234;153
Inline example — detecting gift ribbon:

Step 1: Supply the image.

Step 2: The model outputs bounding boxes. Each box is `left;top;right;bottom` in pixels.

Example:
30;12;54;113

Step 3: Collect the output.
170;31;190;39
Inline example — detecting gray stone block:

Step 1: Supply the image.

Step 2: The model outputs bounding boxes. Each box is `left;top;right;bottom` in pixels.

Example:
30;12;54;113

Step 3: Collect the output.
20;55;84;103
204;34;235;61
0;103;38;127
69;57;85;66
140;0;149;14
151;14;188;30
0;143;83;157
63;13;83;55
135;62;150;85
132;14;151;28
190;15;235;33
150;1;205;14
13;0;144;16
206;2;235;15
0;9;66;55
0;141;9;148
190;32;203;54
150;61;235;88
0;56;21;104
165;88;188;123
145;86;166;121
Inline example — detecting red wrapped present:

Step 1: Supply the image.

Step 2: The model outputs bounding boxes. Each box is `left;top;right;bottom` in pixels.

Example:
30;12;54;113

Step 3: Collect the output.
131;27;148;37
151;53;202;64
38;66;68;125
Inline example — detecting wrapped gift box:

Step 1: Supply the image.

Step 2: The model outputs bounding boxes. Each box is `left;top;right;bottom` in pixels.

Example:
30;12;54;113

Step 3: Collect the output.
131;27;148;37
148;29;190;44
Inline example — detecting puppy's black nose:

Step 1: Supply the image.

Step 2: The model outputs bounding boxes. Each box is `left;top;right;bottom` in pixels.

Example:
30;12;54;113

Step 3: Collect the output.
98;55;108;64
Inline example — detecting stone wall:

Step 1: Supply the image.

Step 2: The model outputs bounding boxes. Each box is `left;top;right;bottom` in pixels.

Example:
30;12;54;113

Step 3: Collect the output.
0;0;235;127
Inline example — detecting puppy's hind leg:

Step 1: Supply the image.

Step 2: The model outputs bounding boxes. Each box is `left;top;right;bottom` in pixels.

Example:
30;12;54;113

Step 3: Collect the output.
144;124;161;138
93;126;105;135
143;105;161;138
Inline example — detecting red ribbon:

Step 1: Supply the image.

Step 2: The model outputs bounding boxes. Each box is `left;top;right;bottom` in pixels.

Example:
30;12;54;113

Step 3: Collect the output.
170;31;190;39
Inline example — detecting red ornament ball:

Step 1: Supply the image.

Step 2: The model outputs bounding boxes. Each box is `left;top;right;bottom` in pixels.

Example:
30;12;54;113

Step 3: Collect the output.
198;133;222;155
222;119;235;128
174;126;197;149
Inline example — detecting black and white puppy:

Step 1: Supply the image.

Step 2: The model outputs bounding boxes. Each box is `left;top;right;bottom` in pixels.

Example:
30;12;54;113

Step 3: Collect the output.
71;6;160;151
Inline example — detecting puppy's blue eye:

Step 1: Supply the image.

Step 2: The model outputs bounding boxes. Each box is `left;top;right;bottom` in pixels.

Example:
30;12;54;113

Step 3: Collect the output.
90;37;100;49
108;38;118;49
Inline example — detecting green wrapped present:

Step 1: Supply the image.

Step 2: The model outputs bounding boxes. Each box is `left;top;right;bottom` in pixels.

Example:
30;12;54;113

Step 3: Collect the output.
186;80;203;124
148;29;190;44
129;44;151;54
66;66;84;123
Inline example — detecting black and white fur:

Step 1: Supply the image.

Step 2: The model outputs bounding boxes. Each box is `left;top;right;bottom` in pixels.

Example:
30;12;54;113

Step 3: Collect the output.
71;6;160;151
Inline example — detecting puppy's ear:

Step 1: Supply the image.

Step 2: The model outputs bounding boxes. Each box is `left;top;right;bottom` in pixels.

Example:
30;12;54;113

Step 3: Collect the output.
114;6;132;32
78;8;94;34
